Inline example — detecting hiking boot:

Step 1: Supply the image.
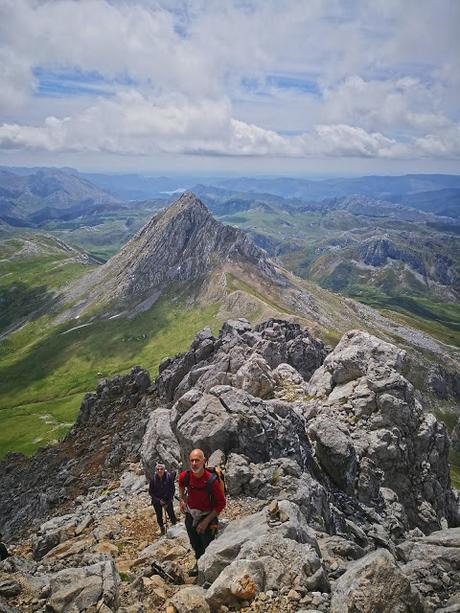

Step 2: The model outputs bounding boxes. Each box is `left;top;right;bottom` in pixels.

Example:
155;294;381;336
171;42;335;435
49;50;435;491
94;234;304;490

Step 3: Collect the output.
160;526;166;535
187;563;198;577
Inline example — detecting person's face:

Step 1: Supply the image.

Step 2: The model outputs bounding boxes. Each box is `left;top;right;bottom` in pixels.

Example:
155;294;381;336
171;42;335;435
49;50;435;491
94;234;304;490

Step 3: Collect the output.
189;451;205;474
156;466;165;477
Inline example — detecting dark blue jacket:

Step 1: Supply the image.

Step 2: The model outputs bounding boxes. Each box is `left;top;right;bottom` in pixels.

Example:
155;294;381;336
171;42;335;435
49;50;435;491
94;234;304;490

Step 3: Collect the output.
149;472;175;505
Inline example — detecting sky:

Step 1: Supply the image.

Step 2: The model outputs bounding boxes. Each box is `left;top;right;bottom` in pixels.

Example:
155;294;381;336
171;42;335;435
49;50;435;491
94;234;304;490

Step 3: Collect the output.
0;0;459;176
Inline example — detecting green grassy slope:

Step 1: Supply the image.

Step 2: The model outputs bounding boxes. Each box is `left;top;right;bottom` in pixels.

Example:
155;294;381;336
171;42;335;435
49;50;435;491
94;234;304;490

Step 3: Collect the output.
0;296;219;458
44;202;164;261
0;235;97;333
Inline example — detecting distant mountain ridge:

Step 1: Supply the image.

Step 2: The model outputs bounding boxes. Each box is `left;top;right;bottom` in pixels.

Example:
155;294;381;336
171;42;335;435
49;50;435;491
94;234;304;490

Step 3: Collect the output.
0;167;121;228
387;188;460;218
212;174;460;201
56;192;459;371
3;165;460;209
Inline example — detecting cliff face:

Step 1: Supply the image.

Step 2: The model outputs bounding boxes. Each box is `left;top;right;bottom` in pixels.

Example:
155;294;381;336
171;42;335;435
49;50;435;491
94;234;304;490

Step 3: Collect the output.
0;319;458;612
358;237;426;275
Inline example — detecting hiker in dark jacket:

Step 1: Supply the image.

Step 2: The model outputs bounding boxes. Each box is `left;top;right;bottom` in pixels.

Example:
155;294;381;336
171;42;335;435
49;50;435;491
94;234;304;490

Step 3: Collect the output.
149;463;177;535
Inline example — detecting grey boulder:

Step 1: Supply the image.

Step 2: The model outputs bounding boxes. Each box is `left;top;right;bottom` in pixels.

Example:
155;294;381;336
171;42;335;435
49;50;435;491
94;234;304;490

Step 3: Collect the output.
330;548;426;613
47;560;120;612
140;407;181;477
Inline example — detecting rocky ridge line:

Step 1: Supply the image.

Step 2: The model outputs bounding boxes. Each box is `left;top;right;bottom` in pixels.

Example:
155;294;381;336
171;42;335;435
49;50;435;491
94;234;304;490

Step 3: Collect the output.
0;319;459;612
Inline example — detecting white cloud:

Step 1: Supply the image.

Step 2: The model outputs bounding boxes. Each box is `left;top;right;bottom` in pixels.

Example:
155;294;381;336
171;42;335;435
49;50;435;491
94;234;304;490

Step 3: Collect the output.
0;0;459;165
2;89;458;159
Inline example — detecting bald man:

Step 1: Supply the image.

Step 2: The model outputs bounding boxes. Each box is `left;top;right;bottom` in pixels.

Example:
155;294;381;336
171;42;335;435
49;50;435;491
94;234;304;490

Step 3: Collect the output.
178;449;226;576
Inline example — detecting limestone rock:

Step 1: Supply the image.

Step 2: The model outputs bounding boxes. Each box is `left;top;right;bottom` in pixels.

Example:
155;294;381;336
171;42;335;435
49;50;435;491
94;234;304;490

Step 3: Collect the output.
306;329;454;532
272;363;304;387
307;417;357;494
205;560;265;609
168;586;210;613
330;548;426;613
0;580;22;598
234;355;275;399
156;318;328;403
199;501;317;585
47;560;120;612
238;533;327;592
175;386;313;469
140;408;181;478
397;528;460;610
451;418;460;453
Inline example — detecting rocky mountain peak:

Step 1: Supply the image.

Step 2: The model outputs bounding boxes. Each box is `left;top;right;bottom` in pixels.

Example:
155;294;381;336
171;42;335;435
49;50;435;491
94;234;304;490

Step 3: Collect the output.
165;190;209;215
63;192;283;316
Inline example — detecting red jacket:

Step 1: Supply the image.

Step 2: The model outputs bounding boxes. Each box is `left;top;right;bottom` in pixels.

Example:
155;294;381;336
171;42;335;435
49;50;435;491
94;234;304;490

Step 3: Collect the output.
179;469;226;514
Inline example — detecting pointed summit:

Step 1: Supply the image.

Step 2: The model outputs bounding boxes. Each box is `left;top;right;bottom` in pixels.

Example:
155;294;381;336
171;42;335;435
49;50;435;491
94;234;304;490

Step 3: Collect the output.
164;190;210;215
62;192;282;317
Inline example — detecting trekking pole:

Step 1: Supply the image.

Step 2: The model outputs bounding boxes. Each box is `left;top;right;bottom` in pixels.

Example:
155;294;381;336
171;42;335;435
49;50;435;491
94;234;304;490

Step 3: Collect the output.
163;505;168;533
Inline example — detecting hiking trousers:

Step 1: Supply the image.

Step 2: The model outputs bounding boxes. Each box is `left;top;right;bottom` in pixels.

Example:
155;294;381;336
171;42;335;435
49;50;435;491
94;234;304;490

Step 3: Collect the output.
152;500;177;529
185;512;216;560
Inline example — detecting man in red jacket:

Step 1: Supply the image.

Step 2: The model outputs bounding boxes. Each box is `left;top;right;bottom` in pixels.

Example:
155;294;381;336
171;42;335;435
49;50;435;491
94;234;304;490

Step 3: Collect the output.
179;448;226;577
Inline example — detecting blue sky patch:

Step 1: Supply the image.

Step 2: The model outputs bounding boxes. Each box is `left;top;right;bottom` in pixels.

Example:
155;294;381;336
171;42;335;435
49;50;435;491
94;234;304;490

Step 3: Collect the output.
33;68;118;98
266;75;320;95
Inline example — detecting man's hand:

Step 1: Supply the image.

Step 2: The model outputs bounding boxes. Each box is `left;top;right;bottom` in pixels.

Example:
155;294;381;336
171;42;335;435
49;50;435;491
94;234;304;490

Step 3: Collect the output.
179;499;186;514
160;499;165;506
196;518;209;535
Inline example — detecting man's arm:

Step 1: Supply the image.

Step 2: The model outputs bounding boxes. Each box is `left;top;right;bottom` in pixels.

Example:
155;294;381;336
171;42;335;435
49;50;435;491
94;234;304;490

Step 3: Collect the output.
196;509;218;534
179;485;187;513
196;478;226;534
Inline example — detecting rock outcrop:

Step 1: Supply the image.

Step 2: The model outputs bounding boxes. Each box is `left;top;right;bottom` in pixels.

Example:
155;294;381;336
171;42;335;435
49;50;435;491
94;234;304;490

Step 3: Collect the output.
330;548;426;613
1;318;459;612
0;366;152;541
306;330;454;532
358;236;426;276
156;317;328;404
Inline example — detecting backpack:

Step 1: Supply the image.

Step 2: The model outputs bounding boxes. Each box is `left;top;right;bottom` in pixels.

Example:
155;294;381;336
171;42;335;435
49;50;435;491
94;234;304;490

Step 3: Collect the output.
183;466;226;505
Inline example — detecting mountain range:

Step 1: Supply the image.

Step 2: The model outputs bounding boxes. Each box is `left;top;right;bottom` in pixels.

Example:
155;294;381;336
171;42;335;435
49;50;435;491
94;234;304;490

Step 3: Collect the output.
1;184;460;611
0;167;120;226
0;170;459;460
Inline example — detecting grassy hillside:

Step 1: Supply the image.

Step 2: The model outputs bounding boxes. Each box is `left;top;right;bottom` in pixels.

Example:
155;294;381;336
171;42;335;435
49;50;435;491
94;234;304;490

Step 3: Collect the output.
0;235;97;333
0;234;222;458
49;201;163;261
0;295;219;458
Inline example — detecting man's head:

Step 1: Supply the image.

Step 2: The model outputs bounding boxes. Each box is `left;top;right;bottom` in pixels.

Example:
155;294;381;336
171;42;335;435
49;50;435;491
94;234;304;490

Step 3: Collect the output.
155;463;166;477
189;448;206;475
